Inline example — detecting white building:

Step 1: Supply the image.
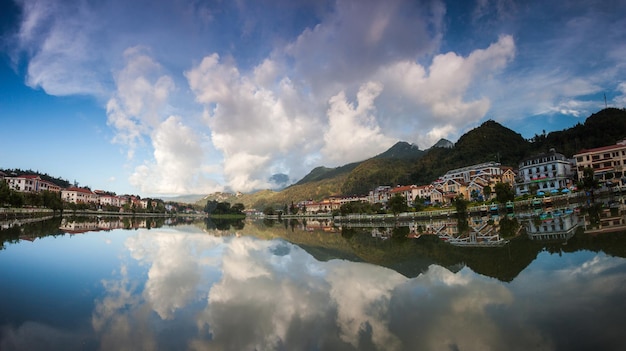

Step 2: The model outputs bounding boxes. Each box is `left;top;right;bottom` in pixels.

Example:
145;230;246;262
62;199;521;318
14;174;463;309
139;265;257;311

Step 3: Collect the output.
516;149;574;196
61;187;99;204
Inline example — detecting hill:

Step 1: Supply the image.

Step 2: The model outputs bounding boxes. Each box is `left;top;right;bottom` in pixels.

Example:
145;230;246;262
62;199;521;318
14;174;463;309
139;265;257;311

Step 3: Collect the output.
198;108;626;209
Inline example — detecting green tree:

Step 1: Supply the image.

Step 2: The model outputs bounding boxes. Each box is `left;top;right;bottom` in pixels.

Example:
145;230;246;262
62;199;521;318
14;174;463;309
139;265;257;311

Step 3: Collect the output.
529;183;539;196
289;202;299;215
204;200;218;214
387;194;408;215
453;194;468;213
263;206;275;216
0;180;10;206
9;191;23;207
494;182;514;204
42;191;63;212
483;185;492;200
232;203;245;214
578;167;600;201
214;202;231;214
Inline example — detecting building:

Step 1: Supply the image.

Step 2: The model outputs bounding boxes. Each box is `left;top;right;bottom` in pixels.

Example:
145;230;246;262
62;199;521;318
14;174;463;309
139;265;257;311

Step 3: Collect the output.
6;175;42;192
368;186;392;205
61;187;99;204
435;162;516;201
574;139;626;189
516;149;574;196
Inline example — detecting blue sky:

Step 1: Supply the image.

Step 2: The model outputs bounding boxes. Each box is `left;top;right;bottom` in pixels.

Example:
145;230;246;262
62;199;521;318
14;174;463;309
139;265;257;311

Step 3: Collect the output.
1;0;625;197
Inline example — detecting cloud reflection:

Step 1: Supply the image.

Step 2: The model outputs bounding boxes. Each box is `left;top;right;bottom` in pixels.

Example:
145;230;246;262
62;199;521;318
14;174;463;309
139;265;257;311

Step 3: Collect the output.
90;229;626;351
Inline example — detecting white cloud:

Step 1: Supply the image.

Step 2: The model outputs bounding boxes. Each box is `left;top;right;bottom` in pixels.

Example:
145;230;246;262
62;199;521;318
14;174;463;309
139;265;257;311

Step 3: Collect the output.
186;54;322;192
129;116;222;195
614;82;626;107
373;34;515;146
322;82;395;164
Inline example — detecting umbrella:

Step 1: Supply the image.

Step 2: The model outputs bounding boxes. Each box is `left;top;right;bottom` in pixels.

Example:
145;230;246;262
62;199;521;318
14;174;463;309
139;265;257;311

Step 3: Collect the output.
561;188;570;193
550;189;558;194
537;191;545;196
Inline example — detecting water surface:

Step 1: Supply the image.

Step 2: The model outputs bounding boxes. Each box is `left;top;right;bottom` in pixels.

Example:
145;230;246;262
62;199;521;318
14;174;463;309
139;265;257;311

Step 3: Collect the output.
0;215;625;351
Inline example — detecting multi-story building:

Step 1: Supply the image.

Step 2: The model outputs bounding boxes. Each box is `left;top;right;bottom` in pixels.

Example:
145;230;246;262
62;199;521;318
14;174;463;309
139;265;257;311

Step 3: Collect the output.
61;187;99;204
4;174;62;193
6;175;42;192
574;139;626;189
516;149;574;196
440;162;508;183
367;186;392;205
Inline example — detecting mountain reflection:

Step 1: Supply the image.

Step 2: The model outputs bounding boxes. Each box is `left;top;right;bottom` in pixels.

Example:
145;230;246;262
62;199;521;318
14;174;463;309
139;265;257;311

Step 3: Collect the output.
83;226;626;351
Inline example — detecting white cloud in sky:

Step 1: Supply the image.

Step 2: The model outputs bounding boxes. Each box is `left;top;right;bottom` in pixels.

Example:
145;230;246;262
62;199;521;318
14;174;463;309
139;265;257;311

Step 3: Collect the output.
322;82;395;164
7;0;626;195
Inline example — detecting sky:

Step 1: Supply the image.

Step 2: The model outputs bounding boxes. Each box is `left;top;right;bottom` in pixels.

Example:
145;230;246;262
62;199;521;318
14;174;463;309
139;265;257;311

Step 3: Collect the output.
1;0;625;197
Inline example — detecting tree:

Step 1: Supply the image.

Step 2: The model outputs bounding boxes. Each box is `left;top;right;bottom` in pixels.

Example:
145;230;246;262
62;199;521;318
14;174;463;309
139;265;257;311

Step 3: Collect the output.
483;185;492;200
232;203;245;214
578;167;600;201
204;200;218;214
387;194;408;215
529;183;539;196
453;194;468;213
494;182;515;204
214;202;231;214
0;180;10;205
263;206;275;216
42;190;63;212
289;202;299;215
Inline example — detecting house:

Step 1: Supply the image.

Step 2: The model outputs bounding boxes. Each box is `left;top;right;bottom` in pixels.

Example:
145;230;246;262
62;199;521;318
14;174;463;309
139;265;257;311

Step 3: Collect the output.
61;187;99;204
368;186;392;205
389;185;419;206
99;194;121;207
433;178;467;205
516;149;574;195
303;199;341;215
6;175;42;192
574;139;626;189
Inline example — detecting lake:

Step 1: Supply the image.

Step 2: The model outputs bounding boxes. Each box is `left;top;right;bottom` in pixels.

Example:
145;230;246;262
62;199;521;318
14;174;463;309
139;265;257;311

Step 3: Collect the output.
1;203;625;351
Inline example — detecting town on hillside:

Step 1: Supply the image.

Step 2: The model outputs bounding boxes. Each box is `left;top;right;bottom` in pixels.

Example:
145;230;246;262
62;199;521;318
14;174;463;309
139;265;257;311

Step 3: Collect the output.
291;139;626;215
2;139;626;216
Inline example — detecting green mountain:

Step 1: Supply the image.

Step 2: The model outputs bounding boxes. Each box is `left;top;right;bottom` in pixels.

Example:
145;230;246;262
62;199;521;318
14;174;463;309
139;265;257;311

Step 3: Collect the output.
198;108;626;209
373;141;424;160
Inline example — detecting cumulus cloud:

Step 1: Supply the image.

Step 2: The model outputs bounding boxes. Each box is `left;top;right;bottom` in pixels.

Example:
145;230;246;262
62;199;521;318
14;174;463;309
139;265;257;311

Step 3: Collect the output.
11;0;108;96
106;48;222;195
129;115;222;195
322;82;395;164
373;34;516;146
186;54;322;191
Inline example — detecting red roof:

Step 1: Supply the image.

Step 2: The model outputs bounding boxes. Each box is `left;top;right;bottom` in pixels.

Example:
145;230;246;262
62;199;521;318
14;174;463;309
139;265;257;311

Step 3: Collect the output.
64;187;94;194
575;143;626;155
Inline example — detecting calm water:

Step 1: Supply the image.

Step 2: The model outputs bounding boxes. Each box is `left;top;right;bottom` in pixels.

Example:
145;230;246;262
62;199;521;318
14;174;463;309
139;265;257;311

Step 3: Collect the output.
0;212;625;351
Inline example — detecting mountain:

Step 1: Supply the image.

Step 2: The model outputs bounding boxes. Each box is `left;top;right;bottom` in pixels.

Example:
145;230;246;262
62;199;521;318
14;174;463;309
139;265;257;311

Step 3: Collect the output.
373;141;424;160
431;138;454;149
294;162;360;185
159;194;207;204
528;108;626;157
198;108;626;209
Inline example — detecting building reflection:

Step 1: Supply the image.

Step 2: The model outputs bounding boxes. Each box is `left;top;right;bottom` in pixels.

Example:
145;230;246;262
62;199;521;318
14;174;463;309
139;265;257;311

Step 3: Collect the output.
59;217;165;234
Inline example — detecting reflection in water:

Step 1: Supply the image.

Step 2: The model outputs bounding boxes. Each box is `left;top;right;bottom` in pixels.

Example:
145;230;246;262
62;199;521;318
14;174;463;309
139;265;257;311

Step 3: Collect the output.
0;196;625;350
82;228;624;351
